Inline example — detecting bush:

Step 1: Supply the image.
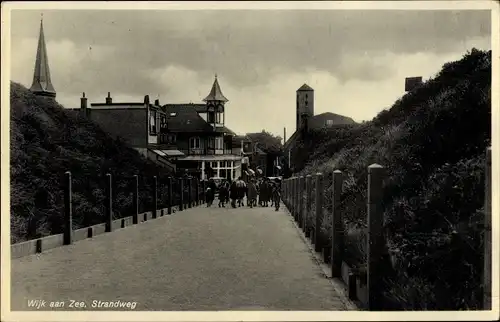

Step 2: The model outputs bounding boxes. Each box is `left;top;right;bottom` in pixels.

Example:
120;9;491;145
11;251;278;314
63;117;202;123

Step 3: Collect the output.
10;82;181;243
294;49;491;309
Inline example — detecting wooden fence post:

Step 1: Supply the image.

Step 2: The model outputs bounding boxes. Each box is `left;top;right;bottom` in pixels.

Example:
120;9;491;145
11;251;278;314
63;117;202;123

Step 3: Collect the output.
167;177;173;215
194;178;199;206
298;176;305;228
483;147;492;310
291;177;296;218
295;177;299;220
202;180;206;204
367;164;385;310
133;175;139;224
295;177;300;222
286;179;290;206
305;175;312;235
105;173;112;232
283;179;290;209
152;176;158;219
63;171;73;245
188;177;193;208
331;170;344;278
179;178;184;211
314;173;324;252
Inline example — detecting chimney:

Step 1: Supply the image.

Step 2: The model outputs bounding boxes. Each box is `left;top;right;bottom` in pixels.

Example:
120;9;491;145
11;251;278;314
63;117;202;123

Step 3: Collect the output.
80;92;88;110
154;99;160;106
105;92;112;104
144;95;150;106
283;127;287;144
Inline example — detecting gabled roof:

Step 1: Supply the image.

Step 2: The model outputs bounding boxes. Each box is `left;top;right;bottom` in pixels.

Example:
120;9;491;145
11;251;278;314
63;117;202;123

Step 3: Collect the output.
30;18;56;97
297;83;313;92
163;104;213;133
203;76;229;102
163;103;206;113
311;112;356;124
162;104;237;135
214;126;236;136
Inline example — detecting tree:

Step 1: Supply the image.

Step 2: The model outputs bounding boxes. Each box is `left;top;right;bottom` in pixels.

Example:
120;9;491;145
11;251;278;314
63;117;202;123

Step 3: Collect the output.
246;130;283;154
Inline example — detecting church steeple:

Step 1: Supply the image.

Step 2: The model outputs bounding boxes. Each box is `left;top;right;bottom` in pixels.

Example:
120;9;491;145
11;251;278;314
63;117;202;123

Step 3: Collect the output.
30;15;56;98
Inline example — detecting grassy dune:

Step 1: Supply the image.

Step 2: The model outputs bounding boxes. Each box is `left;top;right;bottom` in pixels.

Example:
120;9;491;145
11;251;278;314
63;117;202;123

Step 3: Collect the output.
293;49;491;309
10;83;180;243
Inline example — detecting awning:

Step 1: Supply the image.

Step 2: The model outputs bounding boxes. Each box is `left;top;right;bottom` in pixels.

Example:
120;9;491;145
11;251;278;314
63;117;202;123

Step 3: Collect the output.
161;149;185;157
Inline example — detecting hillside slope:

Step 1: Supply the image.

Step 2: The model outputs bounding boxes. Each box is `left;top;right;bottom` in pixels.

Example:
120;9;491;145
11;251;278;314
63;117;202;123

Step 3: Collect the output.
10;83;175;243
294;48;491;309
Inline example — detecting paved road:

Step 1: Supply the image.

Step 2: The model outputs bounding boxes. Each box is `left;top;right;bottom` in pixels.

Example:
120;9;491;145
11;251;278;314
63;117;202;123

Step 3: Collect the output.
11;203;350;311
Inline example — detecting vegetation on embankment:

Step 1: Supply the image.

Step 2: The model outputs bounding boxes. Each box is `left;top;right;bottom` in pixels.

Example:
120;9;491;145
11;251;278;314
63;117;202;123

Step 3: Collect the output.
10;82;178;244
294;49;491;310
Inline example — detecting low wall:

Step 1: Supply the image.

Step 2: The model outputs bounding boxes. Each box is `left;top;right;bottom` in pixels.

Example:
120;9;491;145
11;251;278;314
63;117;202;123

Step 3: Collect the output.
11;204;200;259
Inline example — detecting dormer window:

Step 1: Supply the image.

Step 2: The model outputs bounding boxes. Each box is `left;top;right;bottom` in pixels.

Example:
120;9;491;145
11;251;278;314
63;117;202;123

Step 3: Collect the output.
326;119;334;127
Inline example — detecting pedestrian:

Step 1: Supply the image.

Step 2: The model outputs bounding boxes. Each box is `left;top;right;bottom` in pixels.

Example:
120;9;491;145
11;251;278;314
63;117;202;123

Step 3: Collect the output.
218;180;229;207
236;177;246;207
247;179;257;208
205;186;214;207
272;178;281;211
229;179;238;208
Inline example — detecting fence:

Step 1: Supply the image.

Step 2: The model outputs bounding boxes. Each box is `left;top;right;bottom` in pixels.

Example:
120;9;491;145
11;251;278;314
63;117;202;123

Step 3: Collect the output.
11;172;209;259
282;146;492;310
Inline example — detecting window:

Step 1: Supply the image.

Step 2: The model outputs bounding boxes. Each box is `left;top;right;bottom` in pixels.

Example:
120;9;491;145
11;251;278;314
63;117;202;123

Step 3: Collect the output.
207;111;215;123
170;112;177;117
190;137;201;149
160;115;167;132
208;137;215;149
168;134;176;143
149;110;157;134
215;137;224;149
326;119;334;127
305;100;308;106
219;169;227;179
212;161;218;168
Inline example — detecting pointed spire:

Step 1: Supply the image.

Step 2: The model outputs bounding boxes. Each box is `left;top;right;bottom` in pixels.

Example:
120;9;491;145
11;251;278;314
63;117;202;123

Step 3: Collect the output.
30;15;56;98
203;74;228;103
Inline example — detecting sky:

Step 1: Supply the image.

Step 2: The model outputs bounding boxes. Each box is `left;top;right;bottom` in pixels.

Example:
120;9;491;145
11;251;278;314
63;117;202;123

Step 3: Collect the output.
9;7;492;139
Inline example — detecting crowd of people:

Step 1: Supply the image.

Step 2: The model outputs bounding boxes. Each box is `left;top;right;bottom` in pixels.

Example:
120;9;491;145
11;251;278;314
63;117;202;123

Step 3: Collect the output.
204;176;282;211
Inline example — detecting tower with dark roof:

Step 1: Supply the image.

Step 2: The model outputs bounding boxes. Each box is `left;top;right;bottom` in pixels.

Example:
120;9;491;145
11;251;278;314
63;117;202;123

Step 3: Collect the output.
296;83;314;132
203;74;228;128
30;16;56;98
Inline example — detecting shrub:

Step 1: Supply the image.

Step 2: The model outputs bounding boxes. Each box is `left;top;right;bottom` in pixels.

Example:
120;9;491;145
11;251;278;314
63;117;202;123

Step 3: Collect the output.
294;49;491;309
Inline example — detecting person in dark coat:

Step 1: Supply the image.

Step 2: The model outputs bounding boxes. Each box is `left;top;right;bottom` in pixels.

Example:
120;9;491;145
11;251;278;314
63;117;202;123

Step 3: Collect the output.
218;181;229;207
260;179;270;207
247;179;258;208
205;178;216;207
229;179;238;208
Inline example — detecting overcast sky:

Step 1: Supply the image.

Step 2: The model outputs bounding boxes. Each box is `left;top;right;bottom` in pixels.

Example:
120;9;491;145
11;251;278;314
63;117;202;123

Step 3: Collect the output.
10;7;491;138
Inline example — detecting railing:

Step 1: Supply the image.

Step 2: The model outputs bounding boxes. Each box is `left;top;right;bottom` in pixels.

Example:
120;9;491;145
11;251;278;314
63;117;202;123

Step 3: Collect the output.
11;172;210;259
282;146;492;310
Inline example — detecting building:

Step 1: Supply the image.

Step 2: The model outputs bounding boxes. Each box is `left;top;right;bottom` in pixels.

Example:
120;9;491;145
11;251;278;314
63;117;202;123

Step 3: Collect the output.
77;92;178;172
160;76;244;180
284;83;356;172
28;18;244;179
